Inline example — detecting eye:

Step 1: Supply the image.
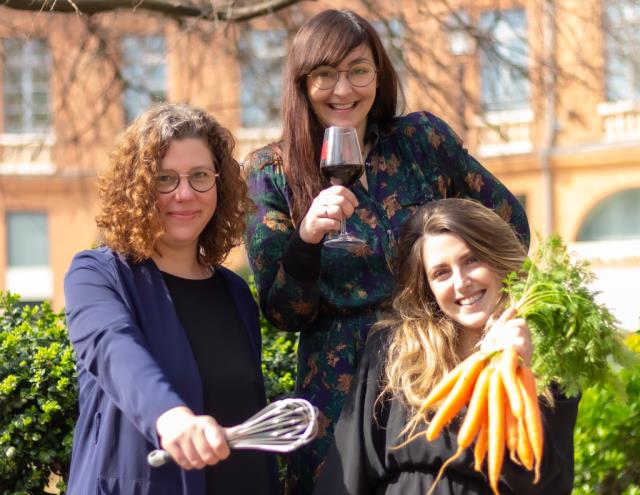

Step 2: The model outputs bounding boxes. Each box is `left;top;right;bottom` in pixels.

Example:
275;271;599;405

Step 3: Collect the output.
430;268;450;280
312;67;336;78
350;65;371;76
465;255;480;265
156;173;175;184
191;169;210;180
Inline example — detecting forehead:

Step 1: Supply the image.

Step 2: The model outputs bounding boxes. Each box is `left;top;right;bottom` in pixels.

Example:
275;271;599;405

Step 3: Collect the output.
313;43;375;69
339;44;374;64
160;138;214;169
422;232;470;268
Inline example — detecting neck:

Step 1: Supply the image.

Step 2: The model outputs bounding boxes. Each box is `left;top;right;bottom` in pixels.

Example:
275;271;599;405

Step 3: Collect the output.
457;326;484;360
152;244;211;280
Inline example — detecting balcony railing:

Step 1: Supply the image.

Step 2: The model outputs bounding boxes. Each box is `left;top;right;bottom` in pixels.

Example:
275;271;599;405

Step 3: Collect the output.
0;133;56;175
597;100;640;143
474;108;534;157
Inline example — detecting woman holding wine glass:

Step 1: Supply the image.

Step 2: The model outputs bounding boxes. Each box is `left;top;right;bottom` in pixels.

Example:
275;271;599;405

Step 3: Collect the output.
244;9;530;494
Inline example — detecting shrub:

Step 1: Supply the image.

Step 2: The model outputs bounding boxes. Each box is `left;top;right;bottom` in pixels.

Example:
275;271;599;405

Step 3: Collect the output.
573;332;640;494
0;292;77;495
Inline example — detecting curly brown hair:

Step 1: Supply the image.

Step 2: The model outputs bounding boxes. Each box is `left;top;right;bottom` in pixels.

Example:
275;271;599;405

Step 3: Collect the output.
97;102;254;267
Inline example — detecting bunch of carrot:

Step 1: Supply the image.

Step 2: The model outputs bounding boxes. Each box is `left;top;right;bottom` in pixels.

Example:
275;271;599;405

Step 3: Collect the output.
418;346;543;495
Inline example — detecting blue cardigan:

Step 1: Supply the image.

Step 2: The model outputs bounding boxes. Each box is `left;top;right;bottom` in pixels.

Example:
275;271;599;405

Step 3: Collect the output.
64;247;277;495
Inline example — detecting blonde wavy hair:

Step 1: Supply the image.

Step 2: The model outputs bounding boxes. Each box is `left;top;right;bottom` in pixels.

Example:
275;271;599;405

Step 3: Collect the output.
96;103;254;267
379;198;527;435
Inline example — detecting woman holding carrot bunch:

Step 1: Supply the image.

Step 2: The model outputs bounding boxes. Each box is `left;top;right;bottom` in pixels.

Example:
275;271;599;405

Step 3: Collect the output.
314;198;579;495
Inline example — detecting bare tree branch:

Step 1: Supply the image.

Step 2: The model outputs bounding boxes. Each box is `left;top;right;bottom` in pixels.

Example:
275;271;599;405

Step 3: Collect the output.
1;0;303;21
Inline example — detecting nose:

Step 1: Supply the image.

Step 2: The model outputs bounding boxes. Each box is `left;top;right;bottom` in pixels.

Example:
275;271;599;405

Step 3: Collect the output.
332;72;352;95
452;268;470;290
173;177;195;201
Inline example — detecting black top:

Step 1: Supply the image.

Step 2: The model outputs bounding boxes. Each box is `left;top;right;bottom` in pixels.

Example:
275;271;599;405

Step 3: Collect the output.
162;270;273;495
313;329;580;495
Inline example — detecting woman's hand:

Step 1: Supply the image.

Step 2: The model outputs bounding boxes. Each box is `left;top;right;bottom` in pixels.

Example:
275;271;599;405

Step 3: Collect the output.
299;185;359;244
481;307;533;366
156;406;230;470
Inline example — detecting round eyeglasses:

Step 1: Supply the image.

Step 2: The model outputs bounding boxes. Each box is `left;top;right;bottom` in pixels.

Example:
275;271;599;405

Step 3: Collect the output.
155;168;219;194
307;62;377;90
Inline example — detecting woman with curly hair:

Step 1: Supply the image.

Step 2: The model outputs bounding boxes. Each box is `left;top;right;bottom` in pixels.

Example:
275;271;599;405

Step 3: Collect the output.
64;103;278;495
314;198;579;495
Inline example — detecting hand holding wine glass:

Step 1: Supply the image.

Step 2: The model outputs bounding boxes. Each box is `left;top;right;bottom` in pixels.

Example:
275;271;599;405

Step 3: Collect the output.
320;126;366;249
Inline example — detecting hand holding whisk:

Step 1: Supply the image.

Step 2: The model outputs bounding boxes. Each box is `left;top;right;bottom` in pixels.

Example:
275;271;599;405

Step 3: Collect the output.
148;398;318;467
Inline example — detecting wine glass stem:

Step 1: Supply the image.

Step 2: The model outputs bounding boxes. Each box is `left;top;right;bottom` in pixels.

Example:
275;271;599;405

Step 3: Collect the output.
339;217;348;238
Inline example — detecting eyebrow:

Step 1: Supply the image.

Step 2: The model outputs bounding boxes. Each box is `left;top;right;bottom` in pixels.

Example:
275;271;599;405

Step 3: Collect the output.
318;57;373;68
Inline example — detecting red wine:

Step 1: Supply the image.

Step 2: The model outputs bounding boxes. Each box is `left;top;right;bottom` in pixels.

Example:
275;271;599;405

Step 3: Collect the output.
321;163;363;187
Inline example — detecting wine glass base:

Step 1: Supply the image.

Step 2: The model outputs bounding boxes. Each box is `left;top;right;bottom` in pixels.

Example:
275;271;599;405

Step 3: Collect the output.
324;236;367;251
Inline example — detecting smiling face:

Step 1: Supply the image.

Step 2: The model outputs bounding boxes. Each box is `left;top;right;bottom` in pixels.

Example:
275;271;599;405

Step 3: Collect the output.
155;138;217;257
306;43;377;143
422;232;503;332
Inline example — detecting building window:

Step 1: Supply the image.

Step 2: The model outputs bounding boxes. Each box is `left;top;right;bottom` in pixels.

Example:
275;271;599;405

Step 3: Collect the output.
8;212;48;266
6;212;52;302
577;188;640;241
603;0;640;102
2;38;51;133
479;9;530;112
240;30;286;128
121;35;167;124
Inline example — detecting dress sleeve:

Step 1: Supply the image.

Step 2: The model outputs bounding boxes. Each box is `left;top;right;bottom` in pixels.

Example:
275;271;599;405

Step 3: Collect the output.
313;331;389;495
422;112;531;247
244;148;323;332
64;250;186;445
499;390;580;494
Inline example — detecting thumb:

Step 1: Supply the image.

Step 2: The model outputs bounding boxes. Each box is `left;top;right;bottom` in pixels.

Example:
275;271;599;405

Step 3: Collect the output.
485;306;516;332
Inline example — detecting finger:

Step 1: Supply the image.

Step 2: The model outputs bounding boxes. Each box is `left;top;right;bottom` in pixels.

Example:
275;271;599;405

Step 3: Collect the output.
204;423;230;461
168;437;202;470
192;428;219;465
322;185;359;207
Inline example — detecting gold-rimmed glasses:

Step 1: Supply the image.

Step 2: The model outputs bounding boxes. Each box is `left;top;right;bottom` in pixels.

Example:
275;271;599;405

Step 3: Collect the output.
307;61;377;90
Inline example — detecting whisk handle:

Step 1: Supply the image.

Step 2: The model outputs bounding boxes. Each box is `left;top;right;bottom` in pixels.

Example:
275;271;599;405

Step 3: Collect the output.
147;449;172;467
147;428;233;467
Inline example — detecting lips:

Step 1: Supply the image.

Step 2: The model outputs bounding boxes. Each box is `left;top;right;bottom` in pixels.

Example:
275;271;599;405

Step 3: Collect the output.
457;290;485;307
168;210;198;219
328;102;357;110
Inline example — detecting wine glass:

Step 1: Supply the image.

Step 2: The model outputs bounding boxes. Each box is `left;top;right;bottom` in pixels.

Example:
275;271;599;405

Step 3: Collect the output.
320;126;366;249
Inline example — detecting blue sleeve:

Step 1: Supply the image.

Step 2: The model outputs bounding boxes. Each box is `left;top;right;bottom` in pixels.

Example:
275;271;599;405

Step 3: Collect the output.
64;250;186;445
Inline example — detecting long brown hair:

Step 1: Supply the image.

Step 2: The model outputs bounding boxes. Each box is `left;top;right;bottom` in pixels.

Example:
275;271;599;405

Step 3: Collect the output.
379;199;527;433
281;9;401;223
97;102;254;267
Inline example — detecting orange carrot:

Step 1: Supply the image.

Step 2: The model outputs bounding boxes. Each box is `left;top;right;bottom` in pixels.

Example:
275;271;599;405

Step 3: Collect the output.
474;416;489;473
426;365;492;495
488;366;506;495
500;346;523;420
425;353;488;441
516;417;534;471
517;366;544;483
504;399;520;465
419;351;487;414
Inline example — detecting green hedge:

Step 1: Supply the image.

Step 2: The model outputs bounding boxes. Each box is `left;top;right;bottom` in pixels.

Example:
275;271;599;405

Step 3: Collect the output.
573;332;640;495
0;293;76;495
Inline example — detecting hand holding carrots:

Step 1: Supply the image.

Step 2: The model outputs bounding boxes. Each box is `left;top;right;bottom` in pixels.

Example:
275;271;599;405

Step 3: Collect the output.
421;318;543;495
481;306;533;366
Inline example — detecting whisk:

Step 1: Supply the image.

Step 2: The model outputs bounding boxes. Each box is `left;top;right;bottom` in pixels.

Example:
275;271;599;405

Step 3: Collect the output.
147;398;318;467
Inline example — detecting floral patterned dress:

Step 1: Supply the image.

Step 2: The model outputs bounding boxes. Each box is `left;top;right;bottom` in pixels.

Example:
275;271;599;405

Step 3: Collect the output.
244;111;530;494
